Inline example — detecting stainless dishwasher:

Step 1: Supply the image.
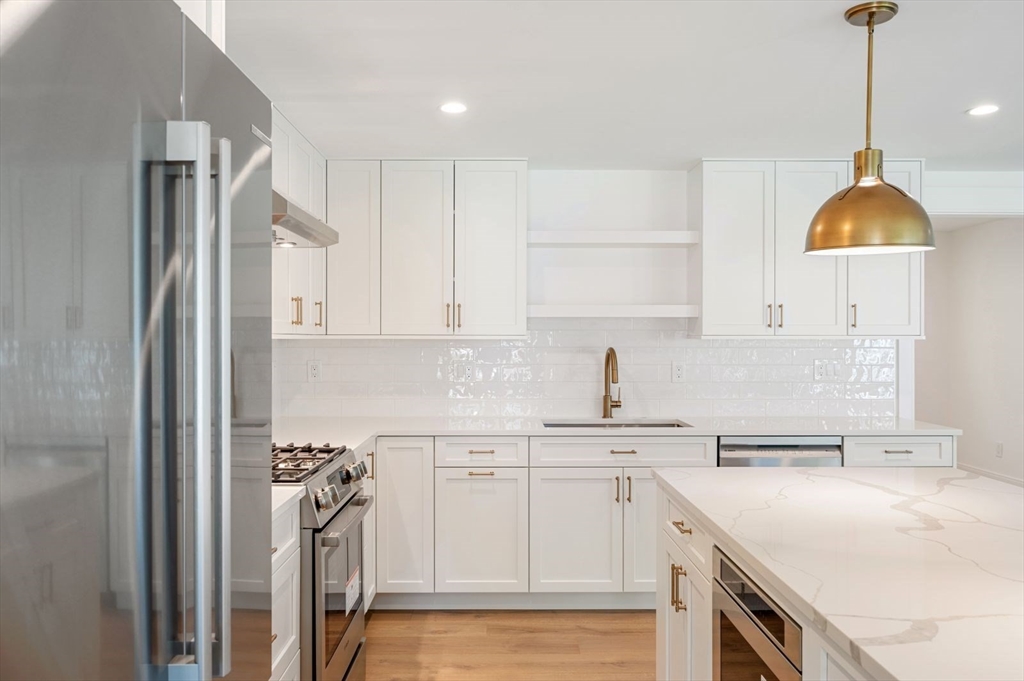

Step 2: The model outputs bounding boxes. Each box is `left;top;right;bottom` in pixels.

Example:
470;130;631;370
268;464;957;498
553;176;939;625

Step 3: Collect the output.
719;437;843;467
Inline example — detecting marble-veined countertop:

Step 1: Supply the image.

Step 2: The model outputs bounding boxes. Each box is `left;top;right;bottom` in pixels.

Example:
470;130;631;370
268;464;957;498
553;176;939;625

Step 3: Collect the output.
653;466;1024;681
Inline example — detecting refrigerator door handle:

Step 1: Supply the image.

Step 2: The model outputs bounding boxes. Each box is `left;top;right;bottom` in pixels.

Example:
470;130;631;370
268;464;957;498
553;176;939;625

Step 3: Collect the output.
212;136;233;677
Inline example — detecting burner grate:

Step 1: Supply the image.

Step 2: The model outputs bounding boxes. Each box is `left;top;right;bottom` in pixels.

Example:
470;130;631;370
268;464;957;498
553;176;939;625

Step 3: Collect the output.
270;442;347;483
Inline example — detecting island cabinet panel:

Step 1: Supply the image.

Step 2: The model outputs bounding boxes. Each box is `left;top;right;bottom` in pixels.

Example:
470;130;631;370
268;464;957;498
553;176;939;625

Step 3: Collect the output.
843;436;953;467
660;491;713;581
529;468;623;592
529;436;717;467
803;628;868;681
376;437;435;593
623;467;657;593
656;530;711;681
434;468;529;593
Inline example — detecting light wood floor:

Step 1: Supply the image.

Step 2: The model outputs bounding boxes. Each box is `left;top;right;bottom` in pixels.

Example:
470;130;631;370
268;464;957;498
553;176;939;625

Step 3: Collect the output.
365;610;655;681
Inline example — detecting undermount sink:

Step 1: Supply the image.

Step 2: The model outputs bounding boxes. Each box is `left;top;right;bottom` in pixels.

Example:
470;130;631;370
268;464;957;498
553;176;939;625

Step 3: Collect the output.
542;419;693;429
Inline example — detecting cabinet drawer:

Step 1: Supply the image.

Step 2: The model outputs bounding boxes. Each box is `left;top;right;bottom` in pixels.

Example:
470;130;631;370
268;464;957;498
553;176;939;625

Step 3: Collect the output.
271;498;301;573
661;494;712;580
270;549;301;681
530;437;716;467
435;437;528;467
843;436;953;467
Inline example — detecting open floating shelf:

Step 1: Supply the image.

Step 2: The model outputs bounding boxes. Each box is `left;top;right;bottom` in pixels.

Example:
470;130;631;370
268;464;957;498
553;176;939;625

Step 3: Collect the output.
527;304;700;319
527;230;699;247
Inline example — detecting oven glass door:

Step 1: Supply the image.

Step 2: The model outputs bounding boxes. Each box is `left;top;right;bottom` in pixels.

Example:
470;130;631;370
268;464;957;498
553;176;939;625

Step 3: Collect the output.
317;495;371;680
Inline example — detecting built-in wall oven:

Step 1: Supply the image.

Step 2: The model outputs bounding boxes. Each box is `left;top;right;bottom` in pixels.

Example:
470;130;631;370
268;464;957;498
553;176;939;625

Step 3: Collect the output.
272;443;371;681
713;548;802;681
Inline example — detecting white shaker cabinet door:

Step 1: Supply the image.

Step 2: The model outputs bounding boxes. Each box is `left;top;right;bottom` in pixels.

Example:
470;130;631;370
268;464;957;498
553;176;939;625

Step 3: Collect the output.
700;161;776;336
271;246;295;334
656;532;712;681
454;160;527;336
847;160;923;336
774;161;850;336
434;468;529;593
381;161;454;335
623;468;657;593
306;248;326;335
311;153;326;220
326;160;381;335
529;467;623;593
376;437;434;593
271;112;290;198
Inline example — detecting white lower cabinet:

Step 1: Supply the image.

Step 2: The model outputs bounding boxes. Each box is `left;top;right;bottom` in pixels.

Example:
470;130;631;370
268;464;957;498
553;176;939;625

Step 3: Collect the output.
278;647;301;681
435;467;529;592
803;628;867;681
624;467;657;592
656;530;711;681
270;547;301;681
376;437;434;593
529;467;624;592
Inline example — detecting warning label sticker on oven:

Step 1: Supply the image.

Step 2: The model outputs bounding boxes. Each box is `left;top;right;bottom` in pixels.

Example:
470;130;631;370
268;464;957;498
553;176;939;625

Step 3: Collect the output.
346;567;360;616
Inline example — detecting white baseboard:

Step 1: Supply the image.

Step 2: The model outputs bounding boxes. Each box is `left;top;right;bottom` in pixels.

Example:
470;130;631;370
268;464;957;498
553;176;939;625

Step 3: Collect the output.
957;463;1024;487
370;591;656;611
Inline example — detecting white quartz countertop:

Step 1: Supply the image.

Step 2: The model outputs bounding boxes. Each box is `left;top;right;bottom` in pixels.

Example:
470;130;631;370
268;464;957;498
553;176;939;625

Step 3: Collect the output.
271;485;304;518
272;416;961;451
653;466;1024;681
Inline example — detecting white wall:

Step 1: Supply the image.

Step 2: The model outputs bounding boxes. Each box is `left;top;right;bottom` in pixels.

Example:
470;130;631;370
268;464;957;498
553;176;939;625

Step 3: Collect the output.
917;218;1024;484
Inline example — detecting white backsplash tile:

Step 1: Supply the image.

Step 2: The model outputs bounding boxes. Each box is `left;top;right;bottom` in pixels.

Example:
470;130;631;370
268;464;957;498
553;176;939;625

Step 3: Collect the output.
273;319;898;424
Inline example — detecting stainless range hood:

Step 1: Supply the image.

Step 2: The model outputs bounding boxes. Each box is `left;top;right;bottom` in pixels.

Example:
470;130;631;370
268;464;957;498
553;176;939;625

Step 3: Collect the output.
272;190;339;247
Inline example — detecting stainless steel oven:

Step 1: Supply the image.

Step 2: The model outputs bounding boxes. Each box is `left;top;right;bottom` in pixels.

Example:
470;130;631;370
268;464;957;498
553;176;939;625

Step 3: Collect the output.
713;548;802;681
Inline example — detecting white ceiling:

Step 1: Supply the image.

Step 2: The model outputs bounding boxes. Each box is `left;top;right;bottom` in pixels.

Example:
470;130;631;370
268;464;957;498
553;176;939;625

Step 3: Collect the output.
226;0;1024;170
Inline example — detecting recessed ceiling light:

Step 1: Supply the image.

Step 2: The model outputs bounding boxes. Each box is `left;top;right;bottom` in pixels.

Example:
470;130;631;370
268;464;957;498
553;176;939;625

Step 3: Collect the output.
440;101;467;114
967;104;999;116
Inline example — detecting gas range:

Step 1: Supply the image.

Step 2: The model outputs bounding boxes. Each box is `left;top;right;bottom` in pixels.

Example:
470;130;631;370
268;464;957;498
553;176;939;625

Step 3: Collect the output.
271;442;368;529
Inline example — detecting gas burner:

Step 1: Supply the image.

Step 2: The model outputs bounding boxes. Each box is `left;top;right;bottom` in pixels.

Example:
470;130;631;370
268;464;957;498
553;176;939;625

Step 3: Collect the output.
271;442;347;483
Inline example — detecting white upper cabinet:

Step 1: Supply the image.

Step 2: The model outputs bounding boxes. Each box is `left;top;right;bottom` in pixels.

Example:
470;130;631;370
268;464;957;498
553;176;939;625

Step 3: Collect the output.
698;161;776;336
774;162;850;336
454;161;528;336
380;161;455;335
847;161;923;336
272;248;325;336
271;106;327;217
326;161;381;335
695;159;924;337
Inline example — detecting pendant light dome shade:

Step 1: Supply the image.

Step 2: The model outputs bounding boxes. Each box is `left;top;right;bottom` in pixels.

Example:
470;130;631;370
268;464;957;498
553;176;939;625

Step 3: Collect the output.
805;150;934;255
804;1;935;256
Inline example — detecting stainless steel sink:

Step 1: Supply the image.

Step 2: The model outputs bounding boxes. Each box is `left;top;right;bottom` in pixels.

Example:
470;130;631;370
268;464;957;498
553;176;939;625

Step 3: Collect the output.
542;419;693;429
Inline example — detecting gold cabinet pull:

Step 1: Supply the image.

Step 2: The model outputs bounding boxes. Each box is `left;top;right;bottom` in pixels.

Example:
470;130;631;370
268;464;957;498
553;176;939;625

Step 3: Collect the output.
446;303;451;328
767;303;773;328
672;520;693;535
270;633;278;644
468;449;496;454
270;546;278;555
315;300;323;327
851;303;858;328
298;296;303;325
468;471;495;477
615;475;620;503
626;475;632;503
291;296;301;325
884;449;913;454
367;451;375;479
457;303;462;328
669;562;679;607
671;564;688;612
778;303;784;328
610;449;637;455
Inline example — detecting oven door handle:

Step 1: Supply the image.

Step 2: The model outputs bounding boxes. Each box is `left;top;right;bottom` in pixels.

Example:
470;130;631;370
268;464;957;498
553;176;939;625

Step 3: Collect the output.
320;495;374;542
712;580;801;681
321;532;341;548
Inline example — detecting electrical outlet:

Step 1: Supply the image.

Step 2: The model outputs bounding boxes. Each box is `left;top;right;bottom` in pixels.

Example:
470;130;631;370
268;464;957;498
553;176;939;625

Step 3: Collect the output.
672;362;685;383
307;359;322;383
996;442;1004;458
814;359;842;381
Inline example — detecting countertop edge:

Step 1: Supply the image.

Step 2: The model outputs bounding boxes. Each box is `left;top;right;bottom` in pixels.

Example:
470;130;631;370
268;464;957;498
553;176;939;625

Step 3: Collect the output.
271;485;305;519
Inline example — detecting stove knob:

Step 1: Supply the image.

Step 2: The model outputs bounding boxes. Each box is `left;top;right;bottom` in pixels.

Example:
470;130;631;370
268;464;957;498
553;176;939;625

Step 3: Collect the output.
315;488;335;511
340;462;367;484
327;484;341;505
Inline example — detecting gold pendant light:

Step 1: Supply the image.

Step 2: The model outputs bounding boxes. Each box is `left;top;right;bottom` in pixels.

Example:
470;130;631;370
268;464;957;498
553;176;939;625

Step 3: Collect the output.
805;1;935;256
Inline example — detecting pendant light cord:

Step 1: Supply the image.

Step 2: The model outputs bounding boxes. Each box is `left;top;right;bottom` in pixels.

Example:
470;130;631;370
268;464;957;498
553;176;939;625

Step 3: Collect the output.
865;12;875;149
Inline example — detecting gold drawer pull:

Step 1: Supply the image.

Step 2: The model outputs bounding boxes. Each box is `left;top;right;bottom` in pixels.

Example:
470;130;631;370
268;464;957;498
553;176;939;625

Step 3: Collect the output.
610;449;637;455
672;520;693;535
468;449;496;455
671;564;687;612
270;633;278;643
884;449;914;454
270;546;278;555
468;471;495;477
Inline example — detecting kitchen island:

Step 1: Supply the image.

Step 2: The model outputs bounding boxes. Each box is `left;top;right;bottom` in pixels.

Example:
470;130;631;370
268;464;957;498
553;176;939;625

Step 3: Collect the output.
653;466;1024;681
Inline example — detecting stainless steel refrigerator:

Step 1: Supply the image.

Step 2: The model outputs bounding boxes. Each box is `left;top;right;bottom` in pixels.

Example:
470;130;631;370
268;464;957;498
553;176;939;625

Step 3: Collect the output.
0;1;274;679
